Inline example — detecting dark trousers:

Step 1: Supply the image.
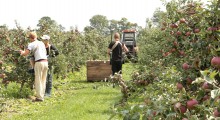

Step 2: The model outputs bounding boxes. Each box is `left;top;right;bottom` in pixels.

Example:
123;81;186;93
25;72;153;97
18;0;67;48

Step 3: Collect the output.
111;60;122;75
45;73;52;96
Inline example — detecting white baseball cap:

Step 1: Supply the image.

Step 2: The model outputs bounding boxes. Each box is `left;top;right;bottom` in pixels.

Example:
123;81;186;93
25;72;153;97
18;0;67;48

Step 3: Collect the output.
41;35;50;40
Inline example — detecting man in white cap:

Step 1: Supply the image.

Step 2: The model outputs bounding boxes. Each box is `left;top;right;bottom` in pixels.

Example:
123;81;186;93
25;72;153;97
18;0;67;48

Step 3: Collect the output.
20;32;48;102
41;35;59;97
41;35;50;41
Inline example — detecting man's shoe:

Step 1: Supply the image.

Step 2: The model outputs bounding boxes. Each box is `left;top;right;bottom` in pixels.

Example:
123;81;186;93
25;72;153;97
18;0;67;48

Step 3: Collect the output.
32;98;43;102
44;93;51;97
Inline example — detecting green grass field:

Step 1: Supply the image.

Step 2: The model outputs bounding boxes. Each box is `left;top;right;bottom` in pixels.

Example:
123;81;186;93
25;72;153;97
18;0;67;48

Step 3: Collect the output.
0;63;138;120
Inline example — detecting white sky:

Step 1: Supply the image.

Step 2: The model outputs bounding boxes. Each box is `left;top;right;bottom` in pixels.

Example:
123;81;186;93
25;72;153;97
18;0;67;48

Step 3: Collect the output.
0;0;166;31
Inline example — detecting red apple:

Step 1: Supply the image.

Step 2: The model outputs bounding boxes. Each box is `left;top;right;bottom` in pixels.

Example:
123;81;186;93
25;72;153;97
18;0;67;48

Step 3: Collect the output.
186;77;193;84
202;82;209;89
211;57;220;69
187;99;198;109
212;27;218;31
162;53;166;57
0;74;6;79
161;28;165;31
185;31;191;36
179;105;187;113
173;41;178;46
179;18;186;23
176;31;182;36
170;31;174;35
163;52;170;57
202;95;210;101
174;102;181;108
170;24;174;28
207;27;218;31
174;24;178;28
170;48;176;52
207;27;212;31
179;51;185;56
176;83;183;90
174;102;187;114
182;63;190;70
194;28;200;33
152;111;157;116
170;23;178;28
214;109;220;117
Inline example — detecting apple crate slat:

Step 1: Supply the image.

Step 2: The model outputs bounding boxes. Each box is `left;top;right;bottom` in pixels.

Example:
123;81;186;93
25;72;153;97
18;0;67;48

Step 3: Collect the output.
87;60;112;82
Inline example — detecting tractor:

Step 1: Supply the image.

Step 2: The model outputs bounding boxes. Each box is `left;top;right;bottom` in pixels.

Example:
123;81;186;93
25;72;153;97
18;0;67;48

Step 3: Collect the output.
120;29;138;61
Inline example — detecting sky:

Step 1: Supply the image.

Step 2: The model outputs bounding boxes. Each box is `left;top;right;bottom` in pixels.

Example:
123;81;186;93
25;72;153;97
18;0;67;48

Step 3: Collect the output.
0;0;166;31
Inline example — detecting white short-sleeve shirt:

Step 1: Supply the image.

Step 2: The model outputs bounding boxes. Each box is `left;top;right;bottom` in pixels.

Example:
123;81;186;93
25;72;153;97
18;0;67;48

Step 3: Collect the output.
27;40;47;61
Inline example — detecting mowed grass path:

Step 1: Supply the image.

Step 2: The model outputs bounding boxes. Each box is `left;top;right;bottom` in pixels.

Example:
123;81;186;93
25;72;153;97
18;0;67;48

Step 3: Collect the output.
22;87;121;120
2;63;137;120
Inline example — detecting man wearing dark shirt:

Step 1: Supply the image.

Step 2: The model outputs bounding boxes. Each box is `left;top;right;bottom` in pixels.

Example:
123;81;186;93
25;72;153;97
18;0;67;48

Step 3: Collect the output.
107;33;129;75
41;35;59;97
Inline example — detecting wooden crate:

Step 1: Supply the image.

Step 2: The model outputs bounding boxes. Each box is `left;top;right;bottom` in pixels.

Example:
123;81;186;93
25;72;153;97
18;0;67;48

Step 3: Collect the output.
87;60;112;82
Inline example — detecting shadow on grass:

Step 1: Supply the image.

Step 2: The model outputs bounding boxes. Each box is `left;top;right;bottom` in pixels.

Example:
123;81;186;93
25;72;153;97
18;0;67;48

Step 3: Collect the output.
70;80;112;84
86;109;113;115
69;80;88;83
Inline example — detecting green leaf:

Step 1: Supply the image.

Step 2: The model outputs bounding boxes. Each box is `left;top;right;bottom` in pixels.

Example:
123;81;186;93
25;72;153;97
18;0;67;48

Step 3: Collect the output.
131;113;140;120
190;115;199;120
210;70;218;80
192;77;205;84
204;71;218;83
121;110;129;116
204;76;214;84
211;49;218;56
211;89;220;99
200;70;218;84
200;70;210;77
166;113;176;120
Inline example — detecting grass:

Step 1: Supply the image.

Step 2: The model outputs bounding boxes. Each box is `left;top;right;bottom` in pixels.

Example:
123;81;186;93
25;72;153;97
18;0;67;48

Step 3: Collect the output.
0;63;138;120
10;87;120;120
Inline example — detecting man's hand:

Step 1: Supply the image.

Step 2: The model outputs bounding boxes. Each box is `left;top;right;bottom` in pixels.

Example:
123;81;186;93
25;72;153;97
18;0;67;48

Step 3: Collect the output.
107;48;111;56
19;49;29;56
19;50;24;55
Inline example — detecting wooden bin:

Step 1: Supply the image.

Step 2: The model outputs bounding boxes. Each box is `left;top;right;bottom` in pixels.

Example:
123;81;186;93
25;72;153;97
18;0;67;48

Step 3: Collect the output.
87;60;112;82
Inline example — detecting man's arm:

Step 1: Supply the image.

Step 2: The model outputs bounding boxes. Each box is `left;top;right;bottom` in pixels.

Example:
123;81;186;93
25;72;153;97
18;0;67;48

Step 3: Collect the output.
51;45;59;56
107;48;111;57
20;49;30;56
122;44;129;53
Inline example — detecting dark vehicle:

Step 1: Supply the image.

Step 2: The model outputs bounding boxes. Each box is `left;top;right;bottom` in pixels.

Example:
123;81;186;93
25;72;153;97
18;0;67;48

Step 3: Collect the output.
120;29;138;59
